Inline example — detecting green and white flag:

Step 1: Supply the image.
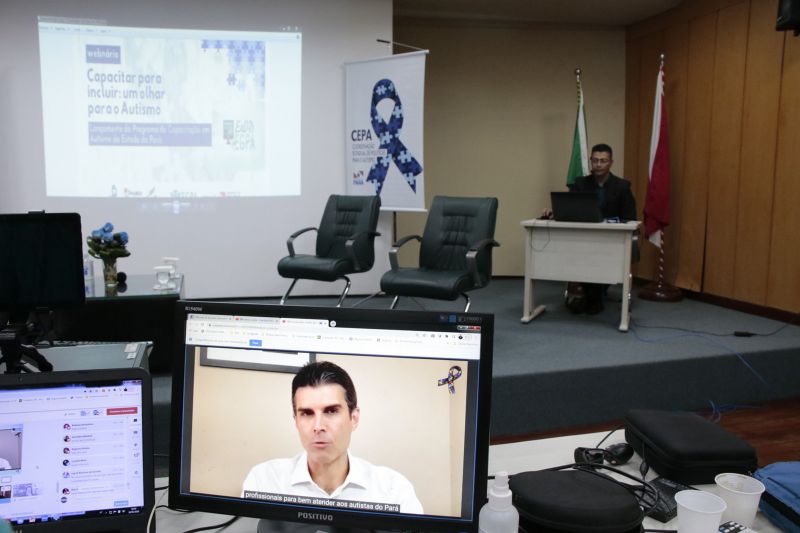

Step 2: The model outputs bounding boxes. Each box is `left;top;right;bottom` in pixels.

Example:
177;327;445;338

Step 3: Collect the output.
566;71;588;186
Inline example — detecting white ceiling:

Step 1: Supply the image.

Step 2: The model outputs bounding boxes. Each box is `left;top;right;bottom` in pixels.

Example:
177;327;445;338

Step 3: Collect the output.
394;0;683;26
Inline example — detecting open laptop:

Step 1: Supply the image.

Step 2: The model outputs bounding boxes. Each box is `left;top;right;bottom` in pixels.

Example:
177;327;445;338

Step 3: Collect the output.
0;368;154;532
550;191;603;222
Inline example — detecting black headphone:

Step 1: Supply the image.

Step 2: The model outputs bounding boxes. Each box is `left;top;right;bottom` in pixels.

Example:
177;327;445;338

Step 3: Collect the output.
574;442;634;466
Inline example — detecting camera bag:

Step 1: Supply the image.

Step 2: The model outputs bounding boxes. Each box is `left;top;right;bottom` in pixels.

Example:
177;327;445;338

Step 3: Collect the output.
509;469;644;533
624;409;757;485
753;461;800;532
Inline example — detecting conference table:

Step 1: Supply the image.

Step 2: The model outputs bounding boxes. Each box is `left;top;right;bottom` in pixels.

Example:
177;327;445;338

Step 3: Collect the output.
520;219;640;331
489;432;780;532
152;431;780;532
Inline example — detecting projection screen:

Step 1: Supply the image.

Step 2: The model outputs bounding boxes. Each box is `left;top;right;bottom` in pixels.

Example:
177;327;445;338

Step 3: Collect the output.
0;0;392;298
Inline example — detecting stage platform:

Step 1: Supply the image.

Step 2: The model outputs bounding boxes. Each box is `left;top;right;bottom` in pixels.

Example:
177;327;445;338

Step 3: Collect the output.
476;279;800;438
152;278;800;467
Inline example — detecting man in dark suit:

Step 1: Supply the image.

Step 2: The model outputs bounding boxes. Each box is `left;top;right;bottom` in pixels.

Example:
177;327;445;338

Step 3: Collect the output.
569;143;636;222
569;144;637;314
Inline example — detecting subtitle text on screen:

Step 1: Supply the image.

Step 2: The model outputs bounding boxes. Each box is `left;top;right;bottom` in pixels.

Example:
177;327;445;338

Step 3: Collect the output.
242;491;401;513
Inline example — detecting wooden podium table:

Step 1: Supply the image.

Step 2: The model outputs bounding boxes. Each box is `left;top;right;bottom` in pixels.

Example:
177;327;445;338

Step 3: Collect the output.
520;219;640;331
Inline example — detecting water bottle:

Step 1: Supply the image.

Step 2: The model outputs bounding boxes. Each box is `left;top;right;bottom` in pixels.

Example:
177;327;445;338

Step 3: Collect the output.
479;471;519;533
83;254;94;280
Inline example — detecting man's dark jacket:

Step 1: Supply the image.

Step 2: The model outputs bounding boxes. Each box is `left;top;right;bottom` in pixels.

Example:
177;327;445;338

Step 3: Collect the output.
569;173;637;222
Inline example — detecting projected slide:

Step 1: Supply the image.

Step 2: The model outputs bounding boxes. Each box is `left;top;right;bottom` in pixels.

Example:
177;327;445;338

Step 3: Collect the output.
38;21;301;198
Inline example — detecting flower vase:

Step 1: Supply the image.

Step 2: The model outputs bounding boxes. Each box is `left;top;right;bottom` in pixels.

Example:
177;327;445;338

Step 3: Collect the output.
102;259;118;287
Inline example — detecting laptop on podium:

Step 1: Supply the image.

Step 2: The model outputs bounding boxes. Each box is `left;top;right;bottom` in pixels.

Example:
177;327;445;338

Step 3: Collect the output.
550;191;603;222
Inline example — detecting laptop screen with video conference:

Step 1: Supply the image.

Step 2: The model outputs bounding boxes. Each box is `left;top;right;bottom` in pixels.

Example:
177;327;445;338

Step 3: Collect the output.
170;302;494;532
0;368;153;532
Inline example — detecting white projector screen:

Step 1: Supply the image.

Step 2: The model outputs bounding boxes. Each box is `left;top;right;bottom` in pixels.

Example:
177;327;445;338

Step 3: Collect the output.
39;21;301;198
0;0;393;299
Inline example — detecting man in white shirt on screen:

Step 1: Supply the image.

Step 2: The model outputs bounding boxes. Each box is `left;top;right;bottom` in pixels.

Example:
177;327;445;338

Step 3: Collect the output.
242;361;423;514
0;457;11;470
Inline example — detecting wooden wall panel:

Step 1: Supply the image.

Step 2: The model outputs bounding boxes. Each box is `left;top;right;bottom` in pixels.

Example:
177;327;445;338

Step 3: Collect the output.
767;35;800;311
624;40;641;210
625;40;642;276
634;33;664;280
660;22;689;284
628;0;747;41
733;0;784;305
675;13;717;292
703;1;749;298
629;0;800;312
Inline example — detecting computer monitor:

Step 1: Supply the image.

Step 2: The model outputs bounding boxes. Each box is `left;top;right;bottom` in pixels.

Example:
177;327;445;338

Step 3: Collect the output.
0;212;86;313
170;302;494;532
0;368;154;532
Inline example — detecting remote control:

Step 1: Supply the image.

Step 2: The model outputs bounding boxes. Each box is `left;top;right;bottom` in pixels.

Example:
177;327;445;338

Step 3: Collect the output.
719;520;755;533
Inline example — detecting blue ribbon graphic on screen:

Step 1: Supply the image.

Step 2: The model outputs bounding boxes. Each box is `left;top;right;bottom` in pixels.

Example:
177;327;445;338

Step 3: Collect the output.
437;366;463;395
366;79;423;194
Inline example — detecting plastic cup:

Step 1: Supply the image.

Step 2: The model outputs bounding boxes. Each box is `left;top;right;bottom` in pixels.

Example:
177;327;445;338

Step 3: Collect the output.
714;473;765;527
162;256;180;279
154;266;172;288
675;490;726;533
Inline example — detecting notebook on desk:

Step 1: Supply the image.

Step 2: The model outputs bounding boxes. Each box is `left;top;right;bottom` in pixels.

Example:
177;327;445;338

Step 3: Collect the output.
550;191;603;222
0;367;154;531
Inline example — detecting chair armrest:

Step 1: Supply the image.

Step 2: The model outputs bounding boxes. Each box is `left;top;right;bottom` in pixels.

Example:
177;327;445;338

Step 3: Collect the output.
466;239;500;287
389;235;422;271
345;231;382;271
286;227;317;257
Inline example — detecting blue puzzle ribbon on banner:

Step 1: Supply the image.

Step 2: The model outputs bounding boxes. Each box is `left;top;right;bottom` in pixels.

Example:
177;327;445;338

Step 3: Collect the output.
366;78;423;194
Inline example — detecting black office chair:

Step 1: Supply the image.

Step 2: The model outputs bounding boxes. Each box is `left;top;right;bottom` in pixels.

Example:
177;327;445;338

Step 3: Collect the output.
380;196;499;312
278;195;381;307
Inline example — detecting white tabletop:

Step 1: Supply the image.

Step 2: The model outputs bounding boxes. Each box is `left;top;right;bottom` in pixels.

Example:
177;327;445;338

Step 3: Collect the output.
520;219;640;231
490;432;778;533
152;432;779;532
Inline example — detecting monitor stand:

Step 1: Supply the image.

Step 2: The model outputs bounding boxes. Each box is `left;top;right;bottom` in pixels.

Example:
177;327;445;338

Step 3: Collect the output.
256;519;387;533
0;317;53;373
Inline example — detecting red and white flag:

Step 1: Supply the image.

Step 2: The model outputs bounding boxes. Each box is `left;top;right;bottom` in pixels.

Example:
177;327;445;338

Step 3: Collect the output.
643;61;670;248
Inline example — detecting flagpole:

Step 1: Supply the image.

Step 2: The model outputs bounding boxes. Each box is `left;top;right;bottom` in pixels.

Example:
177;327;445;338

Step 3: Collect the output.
575;68;581;122
574;67;587;177
376;39;427;52
639;227;683;301
566;68;588;185
639;53;683;302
